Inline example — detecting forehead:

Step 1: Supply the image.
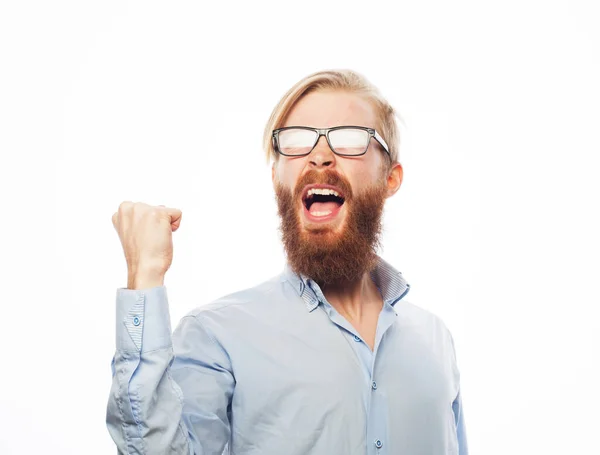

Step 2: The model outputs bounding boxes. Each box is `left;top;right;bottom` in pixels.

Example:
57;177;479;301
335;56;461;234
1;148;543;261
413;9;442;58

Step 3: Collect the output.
283;90;378;128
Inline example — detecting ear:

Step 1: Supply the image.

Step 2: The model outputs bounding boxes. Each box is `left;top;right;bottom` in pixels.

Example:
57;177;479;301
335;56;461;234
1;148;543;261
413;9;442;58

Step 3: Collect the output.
271;163;277;187
385;162;403;198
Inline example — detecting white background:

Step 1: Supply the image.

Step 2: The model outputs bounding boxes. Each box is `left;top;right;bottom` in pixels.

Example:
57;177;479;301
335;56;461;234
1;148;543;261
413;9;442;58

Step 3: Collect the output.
1;0;599;453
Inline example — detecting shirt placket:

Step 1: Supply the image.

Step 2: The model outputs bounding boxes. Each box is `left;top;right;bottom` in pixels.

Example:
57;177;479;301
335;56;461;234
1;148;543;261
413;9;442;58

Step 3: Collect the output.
307;280;398;455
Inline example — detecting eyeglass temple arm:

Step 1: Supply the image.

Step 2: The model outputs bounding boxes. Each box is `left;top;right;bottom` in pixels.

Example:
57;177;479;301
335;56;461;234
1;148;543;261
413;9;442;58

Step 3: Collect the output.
373;130;391;158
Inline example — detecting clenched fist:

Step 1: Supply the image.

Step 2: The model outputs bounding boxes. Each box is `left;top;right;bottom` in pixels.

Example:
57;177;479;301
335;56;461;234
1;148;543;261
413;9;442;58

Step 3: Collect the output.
112;201;182;289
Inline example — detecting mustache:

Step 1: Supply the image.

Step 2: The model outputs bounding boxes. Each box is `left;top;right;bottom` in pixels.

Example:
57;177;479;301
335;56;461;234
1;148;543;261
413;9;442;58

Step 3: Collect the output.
292;170;354;202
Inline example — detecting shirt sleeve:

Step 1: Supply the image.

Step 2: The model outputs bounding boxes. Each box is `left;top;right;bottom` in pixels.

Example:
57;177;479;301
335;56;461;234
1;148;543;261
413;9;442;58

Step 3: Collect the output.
106;285;235;455
452;389;468;455
448;329;468;455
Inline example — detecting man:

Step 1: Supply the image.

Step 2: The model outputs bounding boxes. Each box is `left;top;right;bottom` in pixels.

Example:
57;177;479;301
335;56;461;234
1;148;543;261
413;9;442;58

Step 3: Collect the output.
107;69;468;455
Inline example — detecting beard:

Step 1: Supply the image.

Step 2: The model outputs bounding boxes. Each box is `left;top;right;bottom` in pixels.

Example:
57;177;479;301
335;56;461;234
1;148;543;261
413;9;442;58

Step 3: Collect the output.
274;168;388;287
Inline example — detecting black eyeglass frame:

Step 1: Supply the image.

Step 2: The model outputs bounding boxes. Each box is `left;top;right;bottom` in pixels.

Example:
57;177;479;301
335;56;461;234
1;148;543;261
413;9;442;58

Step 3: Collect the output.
272;125;391;160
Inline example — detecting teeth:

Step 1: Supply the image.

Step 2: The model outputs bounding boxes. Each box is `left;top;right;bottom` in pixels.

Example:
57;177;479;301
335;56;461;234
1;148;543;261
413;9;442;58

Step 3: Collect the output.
310;210;333;217
307;188;341;197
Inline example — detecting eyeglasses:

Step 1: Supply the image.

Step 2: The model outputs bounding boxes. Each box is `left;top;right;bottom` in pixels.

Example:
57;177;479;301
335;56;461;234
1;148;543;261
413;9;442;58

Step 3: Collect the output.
272;125;391;159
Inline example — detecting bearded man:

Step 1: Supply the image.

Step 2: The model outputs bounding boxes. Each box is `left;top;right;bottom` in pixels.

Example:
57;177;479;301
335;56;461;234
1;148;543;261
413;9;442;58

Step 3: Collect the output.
107;69;468;455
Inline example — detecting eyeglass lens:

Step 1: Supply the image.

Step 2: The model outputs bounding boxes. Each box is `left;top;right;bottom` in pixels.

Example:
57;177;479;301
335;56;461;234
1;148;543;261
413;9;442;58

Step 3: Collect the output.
277;128;370;156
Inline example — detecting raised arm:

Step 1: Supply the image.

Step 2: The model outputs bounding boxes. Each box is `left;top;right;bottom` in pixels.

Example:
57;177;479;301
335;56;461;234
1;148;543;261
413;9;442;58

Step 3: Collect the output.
106;201;234;454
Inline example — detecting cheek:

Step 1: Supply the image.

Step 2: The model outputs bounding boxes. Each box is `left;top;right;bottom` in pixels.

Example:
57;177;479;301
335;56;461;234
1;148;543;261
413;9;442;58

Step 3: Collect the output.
277;160;304;187
349;169;373;192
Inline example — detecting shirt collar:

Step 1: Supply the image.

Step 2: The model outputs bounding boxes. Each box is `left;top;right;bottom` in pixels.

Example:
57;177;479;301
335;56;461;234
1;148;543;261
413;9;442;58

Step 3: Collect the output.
280;255;411;312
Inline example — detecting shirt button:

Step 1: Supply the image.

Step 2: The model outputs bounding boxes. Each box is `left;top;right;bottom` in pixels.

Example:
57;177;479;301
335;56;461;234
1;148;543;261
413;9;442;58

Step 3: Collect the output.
132;316;141;326
374;439;383;448
371;380;377;390
353;335;361;342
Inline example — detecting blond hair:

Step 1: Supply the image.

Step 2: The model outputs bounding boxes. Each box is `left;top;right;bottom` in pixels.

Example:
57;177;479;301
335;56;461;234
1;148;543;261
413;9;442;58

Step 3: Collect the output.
263;69;401;167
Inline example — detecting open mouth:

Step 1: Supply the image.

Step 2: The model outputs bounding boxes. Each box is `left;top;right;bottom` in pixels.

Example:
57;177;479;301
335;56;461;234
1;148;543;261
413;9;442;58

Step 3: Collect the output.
301;185;346;220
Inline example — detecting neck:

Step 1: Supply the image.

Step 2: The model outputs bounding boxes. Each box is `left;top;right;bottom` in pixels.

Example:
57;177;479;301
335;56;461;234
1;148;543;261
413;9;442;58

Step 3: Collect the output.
318;271;383;324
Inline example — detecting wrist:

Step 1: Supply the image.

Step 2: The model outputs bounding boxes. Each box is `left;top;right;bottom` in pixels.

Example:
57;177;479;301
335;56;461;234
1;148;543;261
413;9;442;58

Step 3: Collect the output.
127;267;165;290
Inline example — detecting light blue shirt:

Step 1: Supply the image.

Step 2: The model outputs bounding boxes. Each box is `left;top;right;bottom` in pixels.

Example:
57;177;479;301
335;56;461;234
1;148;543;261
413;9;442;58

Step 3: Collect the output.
106;255;468;454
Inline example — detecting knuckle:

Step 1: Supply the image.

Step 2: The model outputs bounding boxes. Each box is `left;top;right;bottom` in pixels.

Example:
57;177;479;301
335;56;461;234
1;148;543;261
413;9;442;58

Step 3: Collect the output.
148;208;163;219
118;200;133;214
132;201;150;215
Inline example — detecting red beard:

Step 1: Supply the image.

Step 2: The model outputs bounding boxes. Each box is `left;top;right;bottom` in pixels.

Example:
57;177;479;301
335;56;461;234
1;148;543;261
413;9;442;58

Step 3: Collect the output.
274;169;388;287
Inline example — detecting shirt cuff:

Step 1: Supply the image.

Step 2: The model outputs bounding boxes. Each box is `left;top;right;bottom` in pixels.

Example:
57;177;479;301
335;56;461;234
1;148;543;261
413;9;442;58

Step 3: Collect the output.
115;285;173;353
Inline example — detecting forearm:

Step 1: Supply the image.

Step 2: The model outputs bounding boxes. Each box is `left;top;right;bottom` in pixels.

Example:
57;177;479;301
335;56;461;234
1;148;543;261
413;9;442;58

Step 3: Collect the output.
107;346;191;454
106;285;191;454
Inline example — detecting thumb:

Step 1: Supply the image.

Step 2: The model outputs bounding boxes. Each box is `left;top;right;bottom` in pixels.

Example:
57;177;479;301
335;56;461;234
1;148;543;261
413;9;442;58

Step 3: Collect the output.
158;205;183;231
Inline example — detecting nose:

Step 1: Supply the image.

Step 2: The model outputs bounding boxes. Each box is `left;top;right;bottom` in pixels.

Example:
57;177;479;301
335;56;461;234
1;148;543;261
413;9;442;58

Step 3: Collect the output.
309;135;336;168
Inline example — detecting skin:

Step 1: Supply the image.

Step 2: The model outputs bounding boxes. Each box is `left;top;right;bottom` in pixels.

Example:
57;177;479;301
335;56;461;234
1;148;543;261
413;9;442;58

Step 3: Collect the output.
271;89;404;350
